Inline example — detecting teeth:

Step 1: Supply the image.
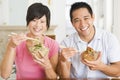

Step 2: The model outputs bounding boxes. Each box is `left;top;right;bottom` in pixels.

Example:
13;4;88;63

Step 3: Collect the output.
34;28;40;32
81;27;88;31
35;29;40;32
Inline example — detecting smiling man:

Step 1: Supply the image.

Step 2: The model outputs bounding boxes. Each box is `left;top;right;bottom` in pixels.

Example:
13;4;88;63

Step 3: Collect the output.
58;2;120;79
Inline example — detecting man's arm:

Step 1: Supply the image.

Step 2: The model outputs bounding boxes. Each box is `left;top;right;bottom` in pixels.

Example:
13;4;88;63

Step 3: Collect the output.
100;61;120;77
57;54;71;78
82;52;120;77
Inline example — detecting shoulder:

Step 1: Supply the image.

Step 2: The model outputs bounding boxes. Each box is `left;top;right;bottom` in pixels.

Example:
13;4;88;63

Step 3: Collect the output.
102;30;117;41
96;28;117;41
45;36;58;44
44;36;59;58
60;32;77;46
62;32;77;42
97;28;119;47
44;36;59;47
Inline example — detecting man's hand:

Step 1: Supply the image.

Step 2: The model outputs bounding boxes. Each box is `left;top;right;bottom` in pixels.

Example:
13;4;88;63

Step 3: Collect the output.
60;47;77;62
81;52;105;70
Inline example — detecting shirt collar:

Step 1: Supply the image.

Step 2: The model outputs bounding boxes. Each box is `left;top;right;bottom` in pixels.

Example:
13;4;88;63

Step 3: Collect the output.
74;26;102;43
93;26;102;40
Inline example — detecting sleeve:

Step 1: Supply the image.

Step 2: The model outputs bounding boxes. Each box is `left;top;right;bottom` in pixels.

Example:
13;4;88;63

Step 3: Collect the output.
49;40;59;58
108;34;120;63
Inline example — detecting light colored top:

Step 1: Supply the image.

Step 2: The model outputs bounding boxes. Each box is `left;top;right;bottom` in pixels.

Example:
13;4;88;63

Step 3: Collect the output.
60;27;120;78
15;36;59;79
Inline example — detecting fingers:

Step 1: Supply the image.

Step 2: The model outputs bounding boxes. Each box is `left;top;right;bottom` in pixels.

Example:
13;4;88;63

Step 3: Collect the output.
8;33;26;47
61;48;77;56
97;51;102;60
60;48;77;61
81;53;103;71
32;53;52;69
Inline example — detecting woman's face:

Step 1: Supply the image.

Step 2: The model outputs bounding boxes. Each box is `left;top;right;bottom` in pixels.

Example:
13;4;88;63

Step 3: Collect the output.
28;15;47;36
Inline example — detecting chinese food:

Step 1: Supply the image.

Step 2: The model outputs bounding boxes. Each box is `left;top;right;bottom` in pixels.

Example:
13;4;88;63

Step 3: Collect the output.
28;39;49;58
82;47;98;61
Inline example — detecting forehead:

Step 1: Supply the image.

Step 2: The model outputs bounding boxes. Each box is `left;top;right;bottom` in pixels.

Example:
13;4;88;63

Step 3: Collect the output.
34;15;46;20
72;8;91;19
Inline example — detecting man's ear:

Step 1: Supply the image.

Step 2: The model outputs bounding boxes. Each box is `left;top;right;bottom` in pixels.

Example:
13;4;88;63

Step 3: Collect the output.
92;14;95;20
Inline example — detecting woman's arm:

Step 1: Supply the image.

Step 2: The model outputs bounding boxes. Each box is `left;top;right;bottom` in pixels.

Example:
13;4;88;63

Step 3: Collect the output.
45;53;58;79
1;44;16;79
33;53;59;79
1;33;26;79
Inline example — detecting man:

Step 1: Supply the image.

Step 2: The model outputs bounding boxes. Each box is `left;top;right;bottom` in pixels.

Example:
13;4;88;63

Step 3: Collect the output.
58;2;120;78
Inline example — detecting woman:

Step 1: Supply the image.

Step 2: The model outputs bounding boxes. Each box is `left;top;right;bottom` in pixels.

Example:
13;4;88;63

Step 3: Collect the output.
1;3;59;79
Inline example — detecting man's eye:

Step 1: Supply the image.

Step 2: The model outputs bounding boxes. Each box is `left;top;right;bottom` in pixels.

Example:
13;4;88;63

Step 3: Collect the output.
74;19;80;23
84;18;89;20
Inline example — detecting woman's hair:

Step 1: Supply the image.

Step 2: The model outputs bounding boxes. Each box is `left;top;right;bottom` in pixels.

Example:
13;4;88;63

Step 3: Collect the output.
70;2;93;21
26;3;50;29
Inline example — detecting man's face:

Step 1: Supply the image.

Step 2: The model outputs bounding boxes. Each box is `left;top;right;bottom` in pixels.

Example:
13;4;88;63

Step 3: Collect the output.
71;8;95;39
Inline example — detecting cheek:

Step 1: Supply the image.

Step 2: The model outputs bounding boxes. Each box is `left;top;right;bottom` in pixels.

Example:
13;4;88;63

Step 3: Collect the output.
72;23;78;28
89;18;94;24
88;21;91;24
88;20;94;26
28;23;35;29
43;27;47;32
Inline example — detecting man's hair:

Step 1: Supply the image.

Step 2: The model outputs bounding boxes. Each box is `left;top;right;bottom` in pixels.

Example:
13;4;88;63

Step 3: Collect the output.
70;2;93;21
26;3;50;29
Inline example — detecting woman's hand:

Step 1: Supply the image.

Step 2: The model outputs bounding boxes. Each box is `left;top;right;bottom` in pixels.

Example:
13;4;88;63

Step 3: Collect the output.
32;52;52;69
8;33;26;48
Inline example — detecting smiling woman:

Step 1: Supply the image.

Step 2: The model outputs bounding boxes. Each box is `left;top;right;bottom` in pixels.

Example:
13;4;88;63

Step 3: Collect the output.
0;3;59;79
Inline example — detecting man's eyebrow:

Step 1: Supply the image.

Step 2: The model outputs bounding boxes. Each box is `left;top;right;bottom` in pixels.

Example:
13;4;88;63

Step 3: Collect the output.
84;15;90;18
73;18;79;21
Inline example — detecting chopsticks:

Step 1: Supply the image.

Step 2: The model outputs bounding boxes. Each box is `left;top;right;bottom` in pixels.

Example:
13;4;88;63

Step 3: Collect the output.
59;45;66;49
8;32;40;42
25;37;40;42
59;45;80;53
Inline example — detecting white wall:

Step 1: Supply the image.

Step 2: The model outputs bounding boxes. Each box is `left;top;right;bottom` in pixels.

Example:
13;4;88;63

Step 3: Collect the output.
9;0;28;26
0;0;66;43
52;0;66;43
0;0;9;25
113;0;120;42
103;0;113;32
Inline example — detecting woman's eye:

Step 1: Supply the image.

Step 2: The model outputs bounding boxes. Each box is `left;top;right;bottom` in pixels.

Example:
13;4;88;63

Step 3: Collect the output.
41;21;45;23
32;19;37;22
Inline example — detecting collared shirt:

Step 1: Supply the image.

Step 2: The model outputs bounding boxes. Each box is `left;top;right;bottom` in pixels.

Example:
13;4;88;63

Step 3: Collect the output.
60;27;120;78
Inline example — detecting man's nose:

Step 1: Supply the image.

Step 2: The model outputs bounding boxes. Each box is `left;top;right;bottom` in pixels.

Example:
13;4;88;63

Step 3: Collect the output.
80;20;86;27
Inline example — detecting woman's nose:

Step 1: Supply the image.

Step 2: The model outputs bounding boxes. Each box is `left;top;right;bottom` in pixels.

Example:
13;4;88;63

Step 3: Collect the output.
36;20;41;27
